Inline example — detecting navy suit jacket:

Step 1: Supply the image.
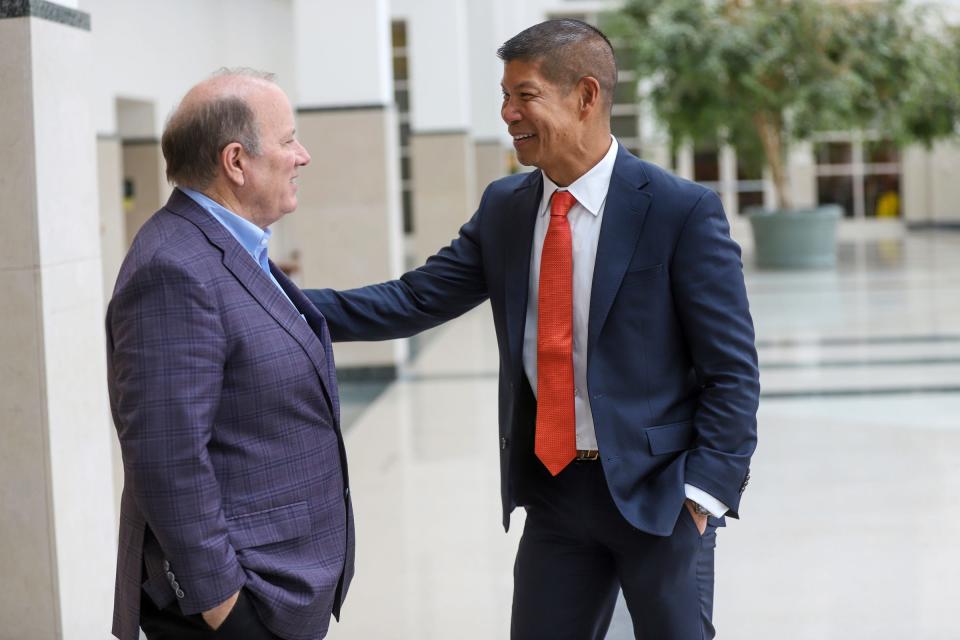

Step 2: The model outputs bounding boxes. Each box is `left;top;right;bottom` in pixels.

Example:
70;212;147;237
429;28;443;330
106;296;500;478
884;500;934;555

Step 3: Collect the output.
107;189;353;640
307;147;759;536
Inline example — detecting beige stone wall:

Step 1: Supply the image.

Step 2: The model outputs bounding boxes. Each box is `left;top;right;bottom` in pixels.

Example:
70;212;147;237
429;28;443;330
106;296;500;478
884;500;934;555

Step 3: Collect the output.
474;139;507;196
411;131;476;264
285;106;406;368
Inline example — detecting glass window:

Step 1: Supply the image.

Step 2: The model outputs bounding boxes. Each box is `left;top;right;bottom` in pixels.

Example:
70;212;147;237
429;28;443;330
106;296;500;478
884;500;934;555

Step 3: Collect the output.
694;148;719;183
864;140;899;164
864;174;901;218
392;56;408;82
815;141;852;165
817;176;855;217
391;21;407;49
611;114;638;140
614;80;638;105
394;88;409;113
402;190;414;234
739;191;764;213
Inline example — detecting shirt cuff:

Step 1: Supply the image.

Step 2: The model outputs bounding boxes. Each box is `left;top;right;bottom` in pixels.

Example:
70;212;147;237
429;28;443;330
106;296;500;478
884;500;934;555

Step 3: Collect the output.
684;484;729;518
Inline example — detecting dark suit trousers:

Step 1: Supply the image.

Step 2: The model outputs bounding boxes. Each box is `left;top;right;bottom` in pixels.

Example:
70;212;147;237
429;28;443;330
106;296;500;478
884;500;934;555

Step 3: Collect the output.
511;458;717;640
140;588;280;640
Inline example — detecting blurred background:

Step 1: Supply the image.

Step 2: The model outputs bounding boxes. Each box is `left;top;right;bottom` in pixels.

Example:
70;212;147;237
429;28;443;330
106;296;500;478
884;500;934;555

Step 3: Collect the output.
1;0;959;638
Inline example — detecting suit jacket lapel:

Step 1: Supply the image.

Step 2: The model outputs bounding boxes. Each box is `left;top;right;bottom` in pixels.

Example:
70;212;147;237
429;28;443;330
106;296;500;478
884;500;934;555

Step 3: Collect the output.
165;190;336;412
504;171;544;374
272;264;340;423
588;149;652;359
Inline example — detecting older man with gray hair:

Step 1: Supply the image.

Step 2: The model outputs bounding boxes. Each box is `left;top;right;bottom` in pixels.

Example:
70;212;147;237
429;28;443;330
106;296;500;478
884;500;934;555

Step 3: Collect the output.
107;68;353;640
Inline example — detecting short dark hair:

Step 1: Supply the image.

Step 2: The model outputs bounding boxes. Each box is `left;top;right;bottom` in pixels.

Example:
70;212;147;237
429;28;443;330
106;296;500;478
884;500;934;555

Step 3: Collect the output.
161;68;275;188
497;19;618;111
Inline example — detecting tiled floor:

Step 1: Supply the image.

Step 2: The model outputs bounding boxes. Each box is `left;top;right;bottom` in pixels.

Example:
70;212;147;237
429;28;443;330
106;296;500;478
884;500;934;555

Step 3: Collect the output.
334;231;960;639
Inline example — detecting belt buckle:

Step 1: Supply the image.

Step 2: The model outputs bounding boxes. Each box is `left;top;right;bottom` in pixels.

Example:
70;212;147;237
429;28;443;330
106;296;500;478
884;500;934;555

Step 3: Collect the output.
575;449;599;461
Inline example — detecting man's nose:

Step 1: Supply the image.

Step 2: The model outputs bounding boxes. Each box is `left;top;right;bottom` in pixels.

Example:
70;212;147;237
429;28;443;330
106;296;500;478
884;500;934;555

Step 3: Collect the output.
297;141;311;166
502;102;520;125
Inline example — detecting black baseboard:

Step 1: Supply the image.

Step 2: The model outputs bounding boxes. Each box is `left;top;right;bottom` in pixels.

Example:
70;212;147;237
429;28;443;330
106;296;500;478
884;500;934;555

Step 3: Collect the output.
906;221;960;231
335;365;397;383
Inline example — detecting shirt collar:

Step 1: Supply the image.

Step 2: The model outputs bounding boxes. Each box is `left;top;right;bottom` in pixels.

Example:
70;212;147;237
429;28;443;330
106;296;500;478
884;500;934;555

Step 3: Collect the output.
180;187;272;258
540;135;619;217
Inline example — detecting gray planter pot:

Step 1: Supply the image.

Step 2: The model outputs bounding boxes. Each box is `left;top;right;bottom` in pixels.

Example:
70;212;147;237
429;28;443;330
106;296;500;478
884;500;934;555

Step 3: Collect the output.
747;205;842;269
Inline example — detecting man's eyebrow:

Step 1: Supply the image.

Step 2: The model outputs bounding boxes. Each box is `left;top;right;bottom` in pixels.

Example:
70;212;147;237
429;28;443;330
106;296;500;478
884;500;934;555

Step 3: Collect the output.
504;81;540;91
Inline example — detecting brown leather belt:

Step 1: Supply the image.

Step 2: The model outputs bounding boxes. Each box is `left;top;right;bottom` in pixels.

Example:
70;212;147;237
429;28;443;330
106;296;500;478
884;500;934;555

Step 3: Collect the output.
575;449;600;461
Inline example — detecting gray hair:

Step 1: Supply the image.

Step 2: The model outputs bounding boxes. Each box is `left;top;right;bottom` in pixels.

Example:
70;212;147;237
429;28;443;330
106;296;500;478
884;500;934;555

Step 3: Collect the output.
161;67;277;188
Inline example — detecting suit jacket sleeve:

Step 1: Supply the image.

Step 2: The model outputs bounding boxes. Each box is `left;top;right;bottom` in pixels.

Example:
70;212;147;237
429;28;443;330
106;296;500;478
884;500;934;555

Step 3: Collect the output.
306;203;490;340
670;190;760;516
108;257;246;614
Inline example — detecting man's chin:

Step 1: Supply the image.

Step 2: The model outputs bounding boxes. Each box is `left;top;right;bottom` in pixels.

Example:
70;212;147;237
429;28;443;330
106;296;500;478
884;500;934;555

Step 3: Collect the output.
515;153;535;168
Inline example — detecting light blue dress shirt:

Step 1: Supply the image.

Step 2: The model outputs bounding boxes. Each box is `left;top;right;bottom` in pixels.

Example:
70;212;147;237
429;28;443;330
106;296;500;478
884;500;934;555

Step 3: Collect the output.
180;188;298;310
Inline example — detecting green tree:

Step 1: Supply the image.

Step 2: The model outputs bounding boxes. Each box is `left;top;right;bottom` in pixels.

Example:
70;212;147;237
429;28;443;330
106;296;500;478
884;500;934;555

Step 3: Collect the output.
607;0;960;210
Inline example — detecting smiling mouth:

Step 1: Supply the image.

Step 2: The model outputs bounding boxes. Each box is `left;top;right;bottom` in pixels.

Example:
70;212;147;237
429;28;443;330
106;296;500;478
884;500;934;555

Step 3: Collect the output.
512;133;536;146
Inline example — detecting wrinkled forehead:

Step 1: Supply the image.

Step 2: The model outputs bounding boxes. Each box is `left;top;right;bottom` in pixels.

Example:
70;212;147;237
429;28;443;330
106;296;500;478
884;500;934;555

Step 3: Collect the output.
501;58;551;88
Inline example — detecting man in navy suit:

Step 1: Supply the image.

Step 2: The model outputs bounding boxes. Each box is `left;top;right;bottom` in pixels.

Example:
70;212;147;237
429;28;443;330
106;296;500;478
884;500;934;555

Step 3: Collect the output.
108;69;353;640
308;20;759;639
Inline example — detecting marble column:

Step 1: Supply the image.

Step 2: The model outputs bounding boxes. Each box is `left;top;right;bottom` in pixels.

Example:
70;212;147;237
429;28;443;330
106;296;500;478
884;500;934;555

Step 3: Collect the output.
286;0;406;371
0;3;117;639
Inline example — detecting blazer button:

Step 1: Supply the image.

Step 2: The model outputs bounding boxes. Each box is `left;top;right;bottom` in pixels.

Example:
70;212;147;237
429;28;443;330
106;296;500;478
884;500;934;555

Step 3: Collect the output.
166;571;176;583
344;487;350;498
175;588;185;599
163;560;170;572
500;436;509;451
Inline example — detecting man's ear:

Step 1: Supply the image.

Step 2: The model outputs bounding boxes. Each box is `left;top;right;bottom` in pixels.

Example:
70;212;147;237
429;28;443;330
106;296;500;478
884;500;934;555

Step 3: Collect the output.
220;142;245;187
577;76;602;119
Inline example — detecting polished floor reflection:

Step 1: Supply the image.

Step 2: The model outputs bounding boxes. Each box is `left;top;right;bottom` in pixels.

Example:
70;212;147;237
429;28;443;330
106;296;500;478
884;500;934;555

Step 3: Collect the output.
335;231;960;639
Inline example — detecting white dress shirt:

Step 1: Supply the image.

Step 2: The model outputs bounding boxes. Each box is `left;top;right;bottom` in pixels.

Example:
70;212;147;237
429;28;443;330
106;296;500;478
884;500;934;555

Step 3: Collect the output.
520;136;728;518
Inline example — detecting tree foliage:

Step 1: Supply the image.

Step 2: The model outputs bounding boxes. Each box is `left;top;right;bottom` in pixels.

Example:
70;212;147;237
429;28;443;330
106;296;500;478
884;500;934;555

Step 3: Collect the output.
606;0;960;209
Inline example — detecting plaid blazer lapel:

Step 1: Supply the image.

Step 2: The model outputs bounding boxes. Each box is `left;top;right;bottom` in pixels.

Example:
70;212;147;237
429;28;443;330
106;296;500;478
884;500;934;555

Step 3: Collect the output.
165;190;335;409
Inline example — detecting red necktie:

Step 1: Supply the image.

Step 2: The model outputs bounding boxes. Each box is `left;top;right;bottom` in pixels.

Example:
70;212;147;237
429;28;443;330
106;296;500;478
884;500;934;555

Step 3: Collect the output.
535;190;577;476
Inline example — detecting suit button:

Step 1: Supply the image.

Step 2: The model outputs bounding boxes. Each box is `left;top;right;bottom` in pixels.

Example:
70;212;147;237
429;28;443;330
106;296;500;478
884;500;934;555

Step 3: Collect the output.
166;571;176;582
163;560;170;571
344;487;350;498
500;436;509;451
175;588;185;599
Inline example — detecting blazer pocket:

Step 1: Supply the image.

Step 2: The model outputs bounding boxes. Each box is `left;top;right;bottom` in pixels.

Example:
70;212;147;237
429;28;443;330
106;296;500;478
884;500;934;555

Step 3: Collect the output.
227;501;311;550
623;263;663;280
645;420;694;455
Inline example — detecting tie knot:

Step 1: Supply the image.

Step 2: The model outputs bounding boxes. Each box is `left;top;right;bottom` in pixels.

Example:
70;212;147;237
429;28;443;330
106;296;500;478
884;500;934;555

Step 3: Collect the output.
550;190;577;217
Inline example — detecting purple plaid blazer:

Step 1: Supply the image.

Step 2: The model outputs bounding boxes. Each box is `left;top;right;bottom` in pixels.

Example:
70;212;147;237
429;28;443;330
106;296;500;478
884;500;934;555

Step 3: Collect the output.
107;189;354;640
